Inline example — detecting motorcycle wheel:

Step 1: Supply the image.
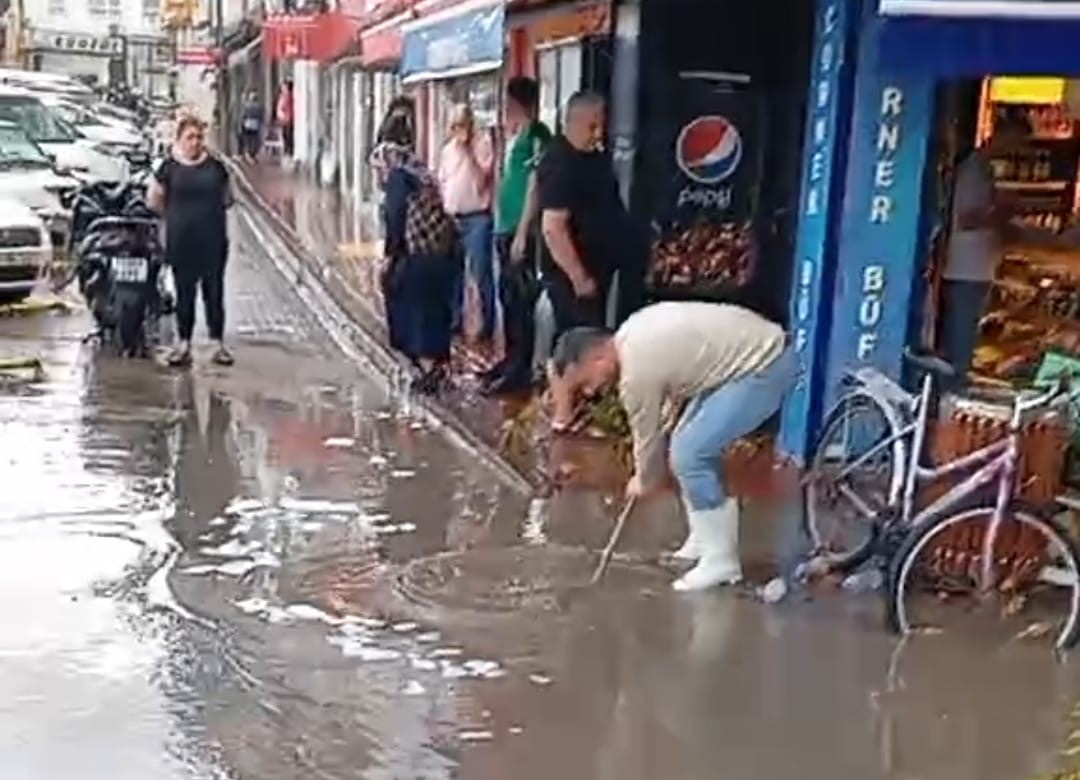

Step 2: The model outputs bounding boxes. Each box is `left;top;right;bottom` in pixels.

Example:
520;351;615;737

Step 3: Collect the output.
115;287;146;358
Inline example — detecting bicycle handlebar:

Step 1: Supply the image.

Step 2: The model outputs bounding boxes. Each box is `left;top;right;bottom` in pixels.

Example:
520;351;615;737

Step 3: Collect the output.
1013;375;1071;421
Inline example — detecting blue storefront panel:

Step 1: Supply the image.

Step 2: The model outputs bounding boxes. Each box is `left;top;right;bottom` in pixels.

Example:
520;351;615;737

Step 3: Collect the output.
779;0;859;461
401;1;505;82
823;6;937;404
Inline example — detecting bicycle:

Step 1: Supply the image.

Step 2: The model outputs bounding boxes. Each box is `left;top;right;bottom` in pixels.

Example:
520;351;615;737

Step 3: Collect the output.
803;349;1080;649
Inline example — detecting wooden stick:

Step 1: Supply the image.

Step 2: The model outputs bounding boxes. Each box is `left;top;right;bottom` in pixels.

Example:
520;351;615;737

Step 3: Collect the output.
589;496;637;586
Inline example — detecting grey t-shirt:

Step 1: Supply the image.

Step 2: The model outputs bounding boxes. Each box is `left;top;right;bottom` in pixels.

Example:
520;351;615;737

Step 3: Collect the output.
943;151;1000;282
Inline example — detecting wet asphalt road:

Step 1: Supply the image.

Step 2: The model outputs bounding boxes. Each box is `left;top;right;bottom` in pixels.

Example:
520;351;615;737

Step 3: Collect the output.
3;209;1080;780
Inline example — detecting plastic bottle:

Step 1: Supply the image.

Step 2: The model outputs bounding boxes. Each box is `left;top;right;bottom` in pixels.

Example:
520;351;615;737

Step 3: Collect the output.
841;568;884;593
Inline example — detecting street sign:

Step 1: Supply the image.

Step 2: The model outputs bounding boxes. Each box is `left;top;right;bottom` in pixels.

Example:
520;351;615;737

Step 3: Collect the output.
29;30;123;56
880;0;1080;17
176;47;221;65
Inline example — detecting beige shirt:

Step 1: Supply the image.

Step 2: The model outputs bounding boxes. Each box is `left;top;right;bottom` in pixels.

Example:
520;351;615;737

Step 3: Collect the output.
437;134;494;215
616;302;786;487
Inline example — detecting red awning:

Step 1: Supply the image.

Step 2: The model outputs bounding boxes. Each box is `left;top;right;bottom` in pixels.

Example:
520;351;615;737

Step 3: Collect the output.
263;11;359;62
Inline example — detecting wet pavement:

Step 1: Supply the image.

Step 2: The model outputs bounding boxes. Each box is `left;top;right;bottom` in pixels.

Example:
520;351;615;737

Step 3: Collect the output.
3;205;1080;780
230;160;795;497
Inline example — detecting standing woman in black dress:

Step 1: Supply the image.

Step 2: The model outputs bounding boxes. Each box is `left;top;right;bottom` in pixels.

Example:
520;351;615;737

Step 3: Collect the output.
148;114;235;368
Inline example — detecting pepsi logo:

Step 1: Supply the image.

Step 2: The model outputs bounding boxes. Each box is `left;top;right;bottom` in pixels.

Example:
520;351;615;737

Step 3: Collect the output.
675;115;743;185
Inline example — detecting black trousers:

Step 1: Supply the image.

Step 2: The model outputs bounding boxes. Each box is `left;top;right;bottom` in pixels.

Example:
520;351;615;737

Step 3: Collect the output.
545;266;611;340
173;256;226;342
281;124;294;156
495;233;539;382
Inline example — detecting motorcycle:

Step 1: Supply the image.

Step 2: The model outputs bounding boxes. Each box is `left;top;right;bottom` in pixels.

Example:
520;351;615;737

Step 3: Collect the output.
68;181;173;357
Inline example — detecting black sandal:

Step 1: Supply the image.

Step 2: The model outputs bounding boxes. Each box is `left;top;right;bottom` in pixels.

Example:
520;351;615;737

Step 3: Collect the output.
211;346;235;367
167;346;193;367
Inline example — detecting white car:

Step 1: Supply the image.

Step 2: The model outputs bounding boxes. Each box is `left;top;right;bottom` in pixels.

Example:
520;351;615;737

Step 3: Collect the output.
0;86;129;182
0;195;51;303
0;120;81;251
38;95;147;156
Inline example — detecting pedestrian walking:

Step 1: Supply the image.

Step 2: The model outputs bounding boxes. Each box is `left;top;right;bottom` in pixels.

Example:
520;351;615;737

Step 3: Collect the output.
550;302;796;591
148;114;235;369
437;103;496;344
276;79;295;157
481;77;552;396
237;90;264;162
371;110;460;394
537;91;633;426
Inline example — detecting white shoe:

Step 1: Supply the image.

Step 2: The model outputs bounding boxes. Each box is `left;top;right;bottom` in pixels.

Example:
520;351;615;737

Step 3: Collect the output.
673;501;743;592
670;501;705;561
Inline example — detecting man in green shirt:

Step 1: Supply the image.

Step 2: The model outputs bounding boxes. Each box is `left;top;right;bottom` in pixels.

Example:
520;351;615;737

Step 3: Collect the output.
482;77;552;395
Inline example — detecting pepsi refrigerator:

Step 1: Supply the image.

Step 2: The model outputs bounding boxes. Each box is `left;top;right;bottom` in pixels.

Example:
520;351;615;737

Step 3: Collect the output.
609;0;814;323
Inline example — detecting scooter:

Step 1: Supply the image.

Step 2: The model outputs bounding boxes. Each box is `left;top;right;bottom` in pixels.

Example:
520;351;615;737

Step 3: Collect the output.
67;182;173;357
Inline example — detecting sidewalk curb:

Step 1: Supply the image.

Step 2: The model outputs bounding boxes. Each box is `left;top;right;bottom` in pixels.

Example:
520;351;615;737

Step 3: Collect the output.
225;157;534;497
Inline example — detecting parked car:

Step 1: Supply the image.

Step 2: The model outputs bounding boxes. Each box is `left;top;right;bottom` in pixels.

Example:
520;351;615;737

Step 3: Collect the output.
39;96;146;150
0;195;51;304
0;86;129;182
0;68;96;105
0;120;82;250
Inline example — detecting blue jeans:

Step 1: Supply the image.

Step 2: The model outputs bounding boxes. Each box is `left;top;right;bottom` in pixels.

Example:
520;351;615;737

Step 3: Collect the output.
452;212;495;340
940;279;991;390
670;347;797;512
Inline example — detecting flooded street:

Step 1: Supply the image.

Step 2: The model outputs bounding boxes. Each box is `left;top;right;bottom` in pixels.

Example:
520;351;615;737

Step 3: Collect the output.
3;211;1080;780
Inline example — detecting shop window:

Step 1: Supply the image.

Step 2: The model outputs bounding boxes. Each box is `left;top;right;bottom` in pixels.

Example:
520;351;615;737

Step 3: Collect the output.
537;42;584;133
47;0;65;17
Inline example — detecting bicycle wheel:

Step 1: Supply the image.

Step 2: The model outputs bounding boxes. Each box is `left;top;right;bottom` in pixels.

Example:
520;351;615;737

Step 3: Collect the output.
888;505;1080;649
804;395;904;571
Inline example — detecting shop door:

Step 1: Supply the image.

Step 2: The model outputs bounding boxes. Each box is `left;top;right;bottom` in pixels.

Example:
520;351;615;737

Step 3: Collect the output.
537;42;583;133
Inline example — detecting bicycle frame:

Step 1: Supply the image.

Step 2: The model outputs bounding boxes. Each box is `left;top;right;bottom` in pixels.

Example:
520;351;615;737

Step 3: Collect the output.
834;372;1015;530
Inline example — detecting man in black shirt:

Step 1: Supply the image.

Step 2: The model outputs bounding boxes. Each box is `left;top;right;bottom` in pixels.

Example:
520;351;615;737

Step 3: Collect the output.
538;91;629;335
538;92;632;427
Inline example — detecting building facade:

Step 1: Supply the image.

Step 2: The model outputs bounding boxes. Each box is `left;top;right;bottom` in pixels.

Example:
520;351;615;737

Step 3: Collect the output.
18;0;172;93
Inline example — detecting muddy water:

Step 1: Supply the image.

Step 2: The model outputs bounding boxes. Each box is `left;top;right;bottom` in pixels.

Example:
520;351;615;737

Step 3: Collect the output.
4;249;1080;780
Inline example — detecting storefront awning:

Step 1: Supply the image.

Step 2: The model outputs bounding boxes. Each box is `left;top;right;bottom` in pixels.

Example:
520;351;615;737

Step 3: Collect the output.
880;0;1080;18
400;0;505;83
878;14;1080;76
263;11;358;63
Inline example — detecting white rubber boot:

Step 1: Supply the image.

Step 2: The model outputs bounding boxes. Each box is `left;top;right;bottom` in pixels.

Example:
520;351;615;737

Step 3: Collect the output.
673;500;743;592
670;500;705;561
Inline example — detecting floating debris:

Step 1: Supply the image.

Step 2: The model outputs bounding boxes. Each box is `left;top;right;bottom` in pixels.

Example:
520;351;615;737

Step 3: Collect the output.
279;497;360;514
369;454;389;466
391;621;419;633
285;603;342;624
410;657;438;672
390;469;417;479
401;680;426;696
209;516;229;527
234;597;270;615
200;539;261;558
339;643;402;662
341;615;387;630
508;726;524;736
226;498;265;515
180;564;219;576
430;647;464;659
415;631;441;644
462;660;503;678
252;551;281;569
216;559;258;577
324;437;355;449
459;730;494;743
528;673;554;686
373;522;417;535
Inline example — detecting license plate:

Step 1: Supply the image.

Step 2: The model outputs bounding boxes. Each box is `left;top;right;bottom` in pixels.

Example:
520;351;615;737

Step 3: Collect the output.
111;256;148;284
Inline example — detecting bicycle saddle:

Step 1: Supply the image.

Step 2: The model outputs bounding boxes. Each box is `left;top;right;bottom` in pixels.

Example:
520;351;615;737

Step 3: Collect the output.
903;348;956;377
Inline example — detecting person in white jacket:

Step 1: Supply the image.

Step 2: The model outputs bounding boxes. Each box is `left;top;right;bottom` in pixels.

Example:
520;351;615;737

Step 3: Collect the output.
551;301;796;591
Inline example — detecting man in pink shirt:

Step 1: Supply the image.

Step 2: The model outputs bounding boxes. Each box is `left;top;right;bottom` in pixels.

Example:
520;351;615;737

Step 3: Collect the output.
438;103;496;342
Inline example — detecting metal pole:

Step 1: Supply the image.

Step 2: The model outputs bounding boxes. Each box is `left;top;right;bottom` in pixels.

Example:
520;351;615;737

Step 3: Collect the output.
214;0;228;150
